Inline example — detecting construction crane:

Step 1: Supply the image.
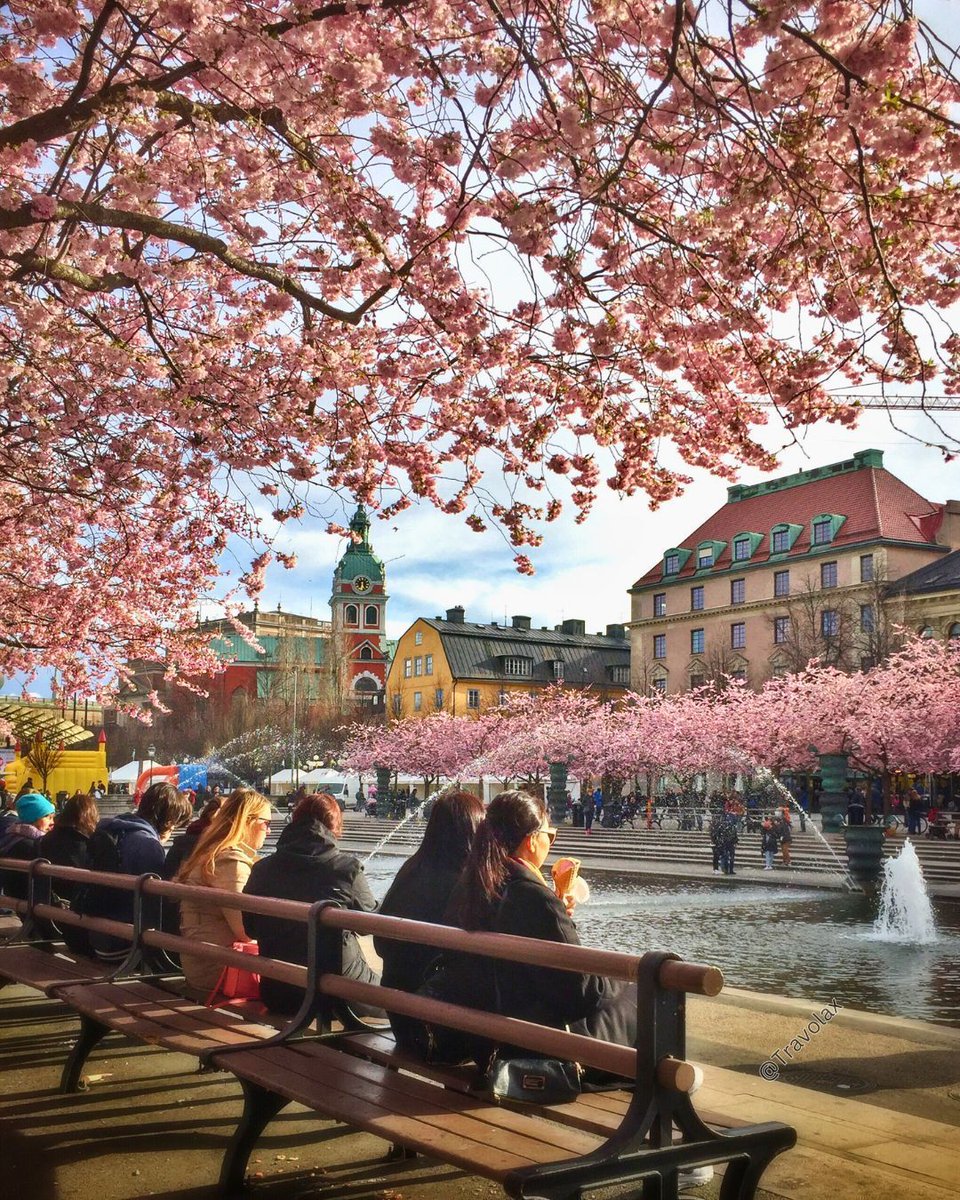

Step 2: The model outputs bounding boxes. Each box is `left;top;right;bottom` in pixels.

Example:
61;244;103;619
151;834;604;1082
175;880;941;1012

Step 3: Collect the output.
755;394;960;411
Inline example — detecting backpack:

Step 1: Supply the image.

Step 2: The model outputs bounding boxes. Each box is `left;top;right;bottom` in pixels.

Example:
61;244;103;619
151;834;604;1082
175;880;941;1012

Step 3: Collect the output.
87;824;128;874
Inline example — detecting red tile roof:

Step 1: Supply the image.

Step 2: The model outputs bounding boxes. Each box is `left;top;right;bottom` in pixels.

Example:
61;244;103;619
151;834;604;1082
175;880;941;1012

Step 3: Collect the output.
633;461;943;588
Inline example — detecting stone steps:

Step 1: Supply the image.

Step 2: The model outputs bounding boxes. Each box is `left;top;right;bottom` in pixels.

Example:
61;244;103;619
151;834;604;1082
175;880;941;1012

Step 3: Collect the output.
332;815;960;885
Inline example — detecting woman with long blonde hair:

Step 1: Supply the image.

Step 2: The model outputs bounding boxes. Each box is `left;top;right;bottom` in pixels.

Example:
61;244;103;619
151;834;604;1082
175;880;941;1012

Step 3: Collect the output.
176;787;272;994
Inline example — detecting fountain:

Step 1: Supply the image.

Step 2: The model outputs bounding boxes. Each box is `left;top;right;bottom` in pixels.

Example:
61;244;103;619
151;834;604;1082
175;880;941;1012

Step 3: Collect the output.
872;840;938;944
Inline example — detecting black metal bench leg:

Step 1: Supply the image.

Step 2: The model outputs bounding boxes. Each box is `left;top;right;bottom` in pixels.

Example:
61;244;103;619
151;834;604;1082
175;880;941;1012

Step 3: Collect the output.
718;1153;769;1200
60;1015;109;1093
219;1080;291;1198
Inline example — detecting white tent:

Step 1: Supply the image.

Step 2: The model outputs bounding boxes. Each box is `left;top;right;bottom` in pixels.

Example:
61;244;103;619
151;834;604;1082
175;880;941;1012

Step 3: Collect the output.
108;760;142;784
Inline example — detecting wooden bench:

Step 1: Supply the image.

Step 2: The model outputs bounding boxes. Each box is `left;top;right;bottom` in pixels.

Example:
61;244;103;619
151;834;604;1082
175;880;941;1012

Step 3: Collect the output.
201;904;796;1200
1;864;797;1198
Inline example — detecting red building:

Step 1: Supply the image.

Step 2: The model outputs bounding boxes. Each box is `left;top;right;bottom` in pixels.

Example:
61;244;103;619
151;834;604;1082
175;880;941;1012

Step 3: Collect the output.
329;505;389;710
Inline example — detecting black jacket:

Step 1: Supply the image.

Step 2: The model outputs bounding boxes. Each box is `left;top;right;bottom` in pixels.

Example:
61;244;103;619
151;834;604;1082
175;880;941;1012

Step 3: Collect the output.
375;856;463;995
489;860;604;1029
38;826;91;902
243;820;378;1014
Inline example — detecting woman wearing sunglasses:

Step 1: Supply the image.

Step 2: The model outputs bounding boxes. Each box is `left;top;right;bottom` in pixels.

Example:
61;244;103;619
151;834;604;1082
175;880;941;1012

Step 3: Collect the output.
453;790;635;1049
176;787;272;995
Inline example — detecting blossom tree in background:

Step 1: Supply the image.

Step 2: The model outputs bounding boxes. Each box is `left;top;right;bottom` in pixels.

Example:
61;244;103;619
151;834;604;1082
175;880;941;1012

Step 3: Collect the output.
3;2;960;695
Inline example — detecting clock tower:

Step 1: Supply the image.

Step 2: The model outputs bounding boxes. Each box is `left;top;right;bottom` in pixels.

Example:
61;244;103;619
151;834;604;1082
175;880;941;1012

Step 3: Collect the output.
330;505;388;710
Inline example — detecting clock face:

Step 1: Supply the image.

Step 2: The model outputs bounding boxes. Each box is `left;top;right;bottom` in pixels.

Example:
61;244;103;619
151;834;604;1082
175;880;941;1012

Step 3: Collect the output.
352;576;372;594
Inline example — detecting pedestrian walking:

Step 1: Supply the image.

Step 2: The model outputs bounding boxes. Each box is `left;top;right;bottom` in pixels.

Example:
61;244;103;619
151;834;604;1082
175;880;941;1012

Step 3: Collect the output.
760;819;778;871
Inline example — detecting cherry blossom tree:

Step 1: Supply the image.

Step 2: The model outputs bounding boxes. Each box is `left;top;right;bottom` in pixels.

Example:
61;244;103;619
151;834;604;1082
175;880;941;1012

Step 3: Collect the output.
3;2;960;695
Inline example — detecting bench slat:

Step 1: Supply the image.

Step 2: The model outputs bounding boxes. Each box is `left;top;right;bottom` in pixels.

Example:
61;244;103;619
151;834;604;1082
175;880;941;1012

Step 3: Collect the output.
215;1040;603;1176
0;945;106;995
333;1029;632;1137
54;980;277;1055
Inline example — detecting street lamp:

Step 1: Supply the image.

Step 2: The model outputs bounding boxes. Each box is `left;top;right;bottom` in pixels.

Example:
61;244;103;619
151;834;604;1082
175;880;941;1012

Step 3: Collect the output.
147;743;156;785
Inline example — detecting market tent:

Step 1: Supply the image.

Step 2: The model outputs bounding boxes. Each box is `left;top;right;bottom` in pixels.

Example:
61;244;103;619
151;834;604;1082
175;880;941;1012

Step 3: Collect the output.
109;760;141;784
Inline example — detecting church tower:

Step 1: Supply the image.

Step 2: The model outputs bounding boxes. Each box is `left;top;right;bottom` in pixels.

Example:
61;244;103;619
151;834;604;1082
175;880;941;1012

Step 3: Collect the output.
329;505;388;710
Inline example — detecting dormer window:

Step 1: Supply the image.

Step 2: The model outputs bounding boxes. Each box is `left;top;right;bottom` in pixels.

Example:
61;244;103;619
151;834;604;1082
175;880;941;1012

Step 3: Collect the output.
770;523;803;555
695;540;726;571
552;659;565;680
662;547;692;577
810;513;845;546
732;531;762;562
502;656;532;677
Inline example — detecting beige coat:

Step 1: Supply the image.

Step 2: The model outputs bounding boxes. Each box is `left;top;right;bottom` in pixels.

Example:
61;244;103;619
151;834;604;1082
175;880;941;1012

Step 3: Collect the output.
178;845;257;994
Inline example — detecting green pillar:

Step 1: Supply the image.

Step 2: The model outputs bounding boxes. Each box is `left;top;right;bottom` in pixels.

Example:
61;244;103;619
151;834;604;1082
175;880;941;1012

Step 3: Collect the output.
548;762;569;823
375;765;391;815
819;752;848;833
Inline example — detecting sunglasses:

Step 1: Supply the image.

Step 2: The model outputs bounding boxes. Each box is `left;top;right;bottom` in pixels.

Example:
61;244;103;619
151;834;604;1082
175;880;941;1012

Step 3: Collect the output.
254;816;272;829
538;824;558;846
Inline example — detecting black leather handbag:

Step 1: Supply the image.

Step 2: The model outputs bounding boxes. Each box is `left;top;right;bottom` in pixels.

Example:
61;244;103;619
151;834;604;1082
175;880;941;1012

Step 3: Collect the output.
485;1053;582;1105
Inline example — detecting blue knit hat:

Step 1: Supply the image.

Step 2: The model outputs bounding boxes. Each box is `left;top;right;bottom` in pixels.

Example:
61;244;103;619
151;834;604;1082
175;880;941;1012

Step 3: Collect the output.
15;793;55;824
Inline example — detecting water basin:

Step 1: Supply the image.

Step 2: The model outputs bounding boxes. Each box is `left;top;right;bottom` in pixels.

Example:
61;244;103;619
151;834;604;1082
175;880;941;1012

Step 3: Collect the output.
362;859;960;1027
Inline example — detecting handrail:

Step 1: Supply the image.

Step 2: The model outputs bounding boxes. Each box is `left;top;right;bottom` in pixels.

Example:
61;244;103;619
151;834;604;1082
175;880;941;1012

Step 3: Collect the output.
0;857;723;996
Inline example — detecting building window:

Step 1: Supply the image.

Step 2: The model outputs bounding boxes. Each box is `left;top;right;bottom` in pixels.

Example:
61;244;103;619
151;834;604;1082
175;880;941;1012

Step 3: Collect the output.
771;528;790;553
948;622;960;640
425;654;433;674
414;656;423;676
822;609;839;637
664;553;680;575
403;657;412;678
502;657;531;677
919;624;935;640
774;569;790;597
730;668;747;681
731;622;746;650
415;630;423;644
697;548;714;569
434;687;444;709
467;688;480;709
413;690;422;711
609;665;630;684
652;677;667;695
821;561;838;588
731;578;745;605
691;585;704;611
653;634;666;660
552;660;564;680
691;628;705;655
860;554;874;583
733;538;751;562
690;673;705;690
359;645;373;660
653;592;667;617
774;616;790;644
812;517;833;545
860;604;875;633
365;604;378;626
345;604;358;624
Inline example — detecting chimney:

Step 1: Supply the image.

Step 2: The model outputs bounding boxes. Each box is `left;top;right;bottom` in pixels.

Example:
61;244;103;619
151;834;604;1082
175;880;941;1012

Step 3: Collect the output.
446;605;466;624
560;619;586;636
605;623;626;640
511;615;532;631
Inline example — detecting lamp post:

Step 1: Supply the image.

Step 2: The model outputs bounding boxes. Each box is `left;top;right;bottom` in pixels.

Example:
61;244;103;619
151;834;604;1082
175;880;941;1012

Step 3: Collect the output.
147;743;156;787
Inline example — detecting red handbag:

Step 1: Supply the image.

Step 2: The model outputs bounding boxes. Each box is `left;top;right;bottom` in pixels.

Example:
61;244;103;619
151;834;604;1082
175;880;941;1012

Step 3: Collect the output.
205;940;261;1006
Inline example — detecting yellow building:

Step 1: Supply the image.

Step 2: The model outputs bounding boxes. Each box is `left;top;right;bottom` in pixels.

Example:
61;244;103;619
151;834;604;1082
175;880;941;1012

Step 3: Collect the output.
628;450;960;694
387;606;631;718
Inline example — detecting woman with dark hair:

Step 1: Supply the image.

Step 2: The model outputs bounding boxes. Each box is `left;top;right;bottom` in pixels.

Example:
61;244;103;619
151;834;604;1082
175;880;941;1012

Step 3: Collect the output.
455;790;636;1048
243;792;381;1015
375;790;483;999
40;792;100;902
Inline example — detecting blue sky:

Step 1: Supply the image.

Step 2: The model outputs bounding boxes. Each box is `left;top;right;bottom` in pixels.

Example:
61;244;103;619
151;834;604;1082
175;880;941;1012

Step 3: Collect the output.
252;406;960;644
